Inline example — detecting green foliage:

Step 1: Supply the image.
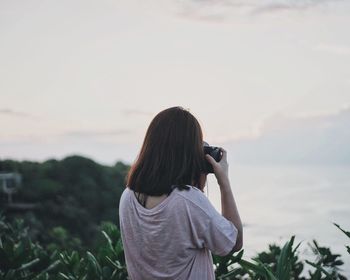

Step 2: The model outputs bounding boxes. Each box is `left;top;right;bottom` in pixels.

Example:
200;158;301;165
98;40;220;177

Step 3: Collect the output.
46;226;82;254
1;212;350;280
213;250;244;279
57;249;127;280
216;229;349;280
306;240;347;280
0;213;60;279
334;223;350;255
225;236;304;280
1;156;349;279
0;213;127;280
0;156;130;249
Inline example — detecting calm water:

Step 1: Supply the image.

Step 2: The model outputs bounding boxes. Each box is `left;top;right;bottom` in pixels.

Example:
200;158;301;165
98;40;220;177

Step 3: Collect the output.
205;165;350;276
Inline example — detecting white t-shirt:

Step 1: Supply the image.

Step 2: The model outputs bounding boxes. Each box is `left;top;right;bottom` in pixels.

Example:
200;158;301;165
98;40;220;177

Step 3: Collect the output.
119;185;238;280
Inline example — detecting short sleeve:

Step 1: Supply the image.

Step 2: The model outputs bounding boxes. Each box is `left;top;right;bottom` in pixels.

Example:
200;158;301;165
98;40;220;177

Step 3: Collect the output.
181;188;238;257
202;212;238;256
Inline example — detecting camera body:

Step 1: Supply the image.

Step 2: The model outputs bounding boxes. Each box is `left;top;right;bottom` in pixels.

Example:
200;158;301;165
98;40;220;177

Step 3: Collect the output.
203;141;223;174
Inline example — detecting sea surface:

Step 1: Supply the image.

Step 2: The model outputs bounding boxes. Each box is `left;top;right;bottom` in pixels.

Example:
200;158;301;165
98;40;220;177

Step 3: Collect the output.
205;164;350;276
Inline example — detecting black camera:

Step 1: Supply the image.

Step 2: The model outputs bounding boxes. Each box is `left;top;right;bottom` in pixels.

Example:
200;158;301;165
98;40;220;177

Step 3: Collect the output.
203;141;223;174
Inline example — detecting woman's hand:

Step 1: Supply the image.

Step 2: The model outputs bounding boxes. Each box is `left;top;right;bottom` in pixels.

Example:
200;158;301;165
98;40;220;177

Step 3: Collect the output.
205;147;229;186
206;148;243;251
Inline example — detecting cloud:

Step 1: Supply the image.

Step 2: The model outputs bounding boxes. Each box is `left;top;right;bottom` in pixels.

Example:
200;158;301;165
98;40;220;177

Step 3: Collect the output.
0;108;39;119
314;44;350;56
174;0;341;22
225;106;350;165
122;109;154;117
0;128;137;164
175;0;253;22
62;129;132;138
251;0;337;14
0;138;139;166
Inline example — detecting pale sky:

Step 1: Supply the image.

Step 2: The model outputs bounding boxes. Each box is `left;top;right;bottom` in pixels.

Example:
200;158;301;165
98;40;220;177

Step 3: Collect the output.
1;0;350;165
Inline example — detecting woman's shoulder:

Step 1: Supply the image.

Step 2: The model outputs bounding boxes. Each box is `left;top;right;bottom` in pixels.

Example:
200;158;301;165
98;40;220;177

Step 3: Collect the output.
173;185;212;213
172;184;202;197
120;187;132;204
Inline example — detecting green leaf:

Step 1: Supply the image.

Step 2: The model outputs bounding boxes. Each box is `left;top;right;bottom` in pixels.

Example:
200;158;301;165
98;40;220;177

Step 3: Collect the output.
17;258;40;271
306;260;332;277
86;251;102;277
334;223;350;238
106;256;123;270
58;273;70;280
38;260;61;275
4;270;15;280
276;242;290;278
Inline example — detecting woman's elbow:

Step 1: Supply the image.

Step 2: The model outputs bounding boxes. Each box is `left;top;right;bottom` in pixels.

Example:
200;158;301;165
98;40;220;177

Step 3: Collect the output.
232;231;243;252
232;239;243;252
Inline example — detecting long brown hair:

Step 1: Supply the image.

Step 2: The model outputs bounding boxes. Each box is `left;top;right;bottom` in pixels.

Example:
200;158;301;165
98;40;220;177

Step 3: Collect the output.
126;106;207;196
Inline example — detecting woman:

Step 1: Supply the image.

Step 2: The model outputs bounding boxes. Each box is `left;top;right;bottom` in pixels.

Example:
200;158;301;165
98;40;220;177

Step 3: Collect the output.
119;106;243;280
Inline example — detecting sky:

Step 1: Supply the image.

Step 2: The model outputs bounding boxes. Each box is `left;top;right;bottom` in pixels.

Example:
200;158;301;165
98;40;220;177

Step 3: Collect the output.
1;0;350;165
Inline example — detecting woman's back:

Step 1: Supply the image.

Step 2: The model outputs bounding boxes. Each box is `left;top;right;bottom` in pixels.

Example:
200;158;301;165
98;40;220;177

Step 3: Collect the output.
119;185;238;280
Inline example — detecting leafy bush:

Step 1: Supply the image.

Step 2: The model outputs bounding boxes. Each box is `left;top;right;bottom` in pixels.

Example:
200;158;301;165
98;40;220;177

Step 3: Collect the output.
0;213;60;279
0;156;129;249
216;224;349;280
0;213;127;280
1;213;349;279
